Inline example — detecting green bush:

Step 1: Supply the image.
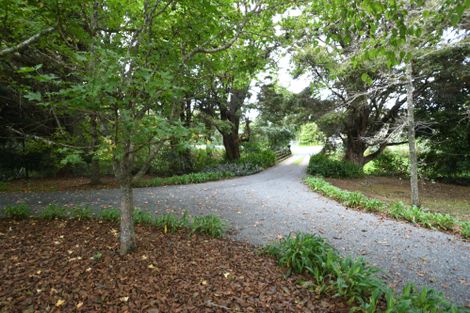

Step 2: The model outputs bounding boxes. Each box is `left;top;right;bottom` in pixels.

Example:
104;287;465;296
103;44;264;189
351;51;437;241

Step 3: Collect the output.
460;222;470;239
154;213;190;232
40;204;67;219
239;149;276;169
3;204;32;219
69;207;94;220
205;162;262;176
298;122;325;146
191;215;226;238
307;154;363;178
365;149;409;176
0;181;8;192
135;171;234;187
133;208;154;225
265;232;461;311
99;208;120;222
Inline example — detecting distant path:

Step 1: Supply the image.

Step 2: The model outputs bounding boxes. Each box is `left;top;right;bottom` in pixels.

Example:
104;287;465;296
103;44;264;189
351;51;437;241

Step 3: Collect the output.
1;146;469;305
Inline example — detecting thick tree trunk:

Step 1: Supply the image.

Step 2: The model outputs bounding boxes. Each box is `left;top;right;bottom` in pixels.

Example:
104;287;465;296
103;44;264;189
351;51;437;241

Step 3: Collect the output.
344;135;367;166
222;131;240;161
119;181;136;255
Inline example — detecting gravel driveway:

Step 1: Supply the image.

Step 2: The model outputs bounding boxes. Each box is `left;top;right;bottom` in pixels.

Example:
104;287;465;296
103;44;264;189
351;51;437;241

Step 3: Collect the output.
1;146;469;305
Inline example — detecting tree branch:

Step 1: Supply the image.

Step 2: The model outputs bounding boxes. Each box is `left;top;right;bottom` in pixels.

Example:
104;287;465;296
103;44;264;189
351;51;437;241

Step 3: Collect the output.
0;26;55;56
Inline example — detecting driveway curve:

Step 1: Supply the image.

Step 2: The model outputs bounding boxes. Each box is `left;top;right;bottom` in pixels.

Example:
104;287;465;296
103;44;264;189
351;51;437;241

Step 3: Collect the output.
1;146;469;305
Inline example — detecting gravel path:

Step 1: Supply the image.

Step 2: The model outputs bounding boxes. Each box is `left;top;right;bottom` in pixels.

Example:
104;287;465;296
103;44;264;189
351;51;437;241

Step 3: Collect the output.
1;146;469;305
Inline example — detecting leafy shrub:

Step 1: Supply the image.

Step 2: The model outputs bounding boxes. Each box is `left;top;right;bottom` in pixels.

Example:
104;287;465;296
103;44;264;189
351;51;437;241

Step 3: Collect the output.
3;204;32;219
266;232;460;311
69;207;94;220
133;208;154;225
205;162;262;176
307;154;363;178
154;213;189;232
99;208;120;222
254;126;295;150
365;149;409;176
136;171;234;187
460;222;470;239
40;204;67;219
265;233;385;305
386;283;458;313
298;122;325;146
191;215;226;238
239;149;276;169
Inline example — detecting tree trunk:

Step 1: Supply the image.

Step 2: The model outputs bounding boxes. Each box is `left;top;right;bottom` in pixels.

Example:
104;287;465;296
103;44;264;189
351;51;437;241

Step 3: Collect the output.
344;134;367;166
406;60;420;207
222;131;240;161
89;114;101;184
119;181;136;255
405;2;420;207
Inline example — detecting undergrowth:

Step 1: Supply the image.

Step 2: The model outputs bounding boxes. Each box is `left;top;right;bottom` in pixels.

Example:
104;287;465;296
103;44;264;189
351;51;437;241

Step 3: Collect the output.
265;233;464;312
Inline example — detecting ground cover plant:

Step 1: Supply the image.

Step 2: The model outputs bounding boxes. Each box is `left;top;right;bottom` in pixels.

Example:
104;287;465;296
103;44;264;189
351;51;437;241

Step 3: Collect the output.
265;233;466;312
304;176;470;239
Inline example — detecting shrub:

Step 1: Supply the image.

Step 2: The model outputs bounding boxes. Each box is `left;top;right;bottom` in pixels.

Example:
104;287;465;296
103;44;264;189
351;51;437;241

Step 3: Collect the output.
0;181;8;192
266;232;460;311
365;149;408;176
205;163;262;176
460;222;470;239
99;208;120;222
3;204;32;219
69;207;94;220
40;204;67;219
239;149;276;169
135;171;234;187
298;122;325;146
191;215;226;238
154;213;189;232
307;154;363;178
132;208;155;225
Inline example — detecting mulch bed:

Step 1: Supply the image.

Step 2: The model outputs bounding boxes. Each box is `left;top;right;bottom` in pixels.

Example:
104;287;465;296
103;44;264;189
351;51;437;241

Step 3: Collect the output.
0;220;349;312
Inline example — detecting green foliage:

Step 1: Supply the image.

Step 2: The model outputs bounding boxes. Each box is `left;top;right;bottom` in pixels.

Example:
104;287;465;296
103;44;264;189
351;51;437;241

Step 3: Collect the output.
191;215;226;238
3;204;32;219
386;283;458;313
40;204;67;220
265;233;385;306
365;149;409;177
266;232;461;311
304;176;468;237
136;171;234;187
460;222;470;239
307;154;363;178
298;123;325;146
69;207;93;220
0;181;8;192
239;149;276;169
132;208;154;225
205;162;262;177
99;208;120;222
154;213;190;233
253;125;295;150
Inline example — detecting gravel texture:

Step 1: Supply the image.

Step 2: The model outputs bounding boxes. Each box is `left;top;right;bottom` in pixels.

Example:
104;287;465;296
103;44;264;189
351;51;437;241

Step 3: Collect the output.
1;146;469;305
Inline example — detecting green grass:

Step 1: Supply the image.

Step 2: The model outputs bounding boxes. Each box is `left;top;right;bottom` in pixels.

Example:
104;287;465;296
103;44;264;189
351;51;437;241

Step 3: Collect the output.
98;208;120;222
191;215;226;238
265;233;463;312
39;204;67;219
3;204;32;219
69;207;94;220
304;176;469;239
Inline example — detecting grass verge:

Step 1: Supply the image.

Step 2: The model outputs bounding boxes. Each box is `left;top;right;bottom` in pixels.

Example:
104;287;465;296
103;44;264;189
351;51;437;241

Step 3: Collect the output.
304;176;469;239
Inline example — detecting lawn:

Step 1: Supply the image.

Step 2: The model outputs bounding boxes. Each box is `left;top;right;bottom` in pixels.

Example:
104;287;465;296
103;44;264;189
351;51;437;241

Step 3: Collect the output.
326;176;470;221
0;219;348;312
